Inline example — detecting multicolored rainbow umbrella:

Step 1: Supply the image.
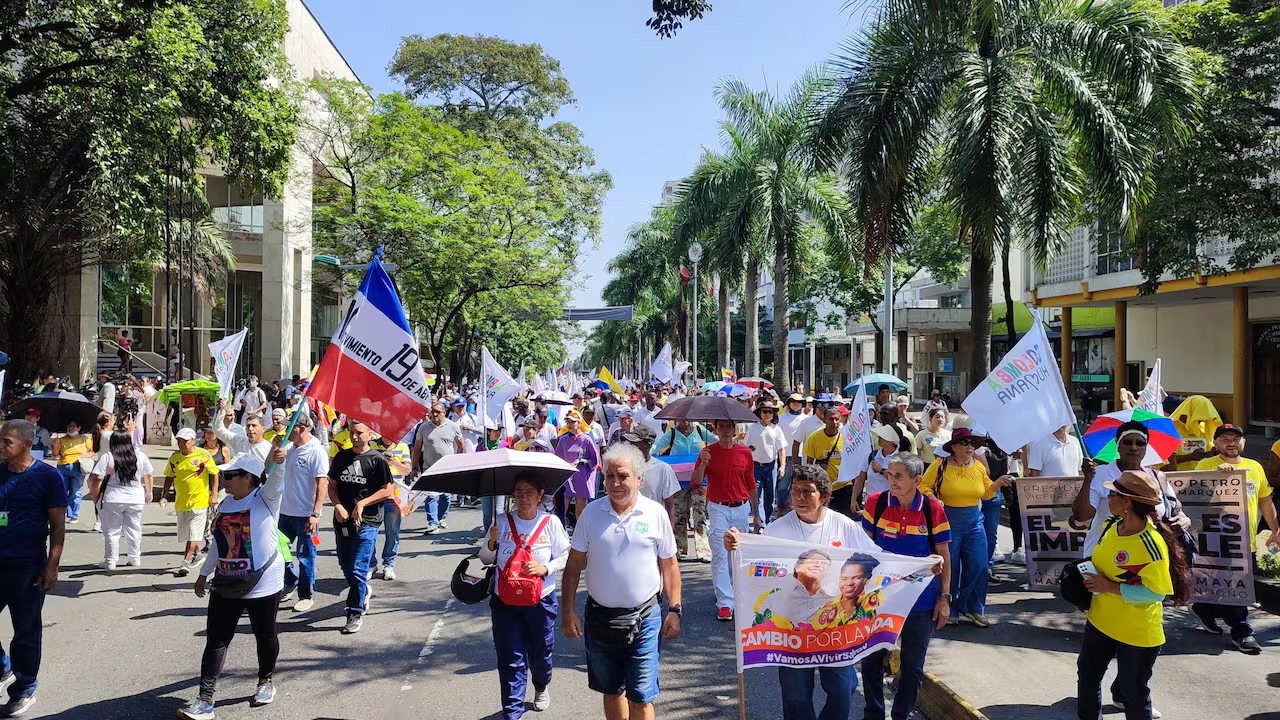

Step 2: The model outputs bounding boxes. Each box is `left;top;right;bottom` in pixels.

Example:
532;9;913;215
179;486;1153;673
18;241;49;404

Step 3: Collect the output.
1082;408;1181;464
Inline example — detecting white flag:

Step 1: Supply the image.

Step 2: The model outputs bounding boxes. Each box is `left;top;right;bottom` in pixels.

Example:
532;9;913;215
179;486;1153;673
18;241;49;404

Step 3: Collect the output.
531;372;546;395
837;381;873;486
961;307;1075;452
673;359;691;379
516;361;528;392
1135;358;1163;415
480;347;521;426
208;329;248;402
650;342;674;383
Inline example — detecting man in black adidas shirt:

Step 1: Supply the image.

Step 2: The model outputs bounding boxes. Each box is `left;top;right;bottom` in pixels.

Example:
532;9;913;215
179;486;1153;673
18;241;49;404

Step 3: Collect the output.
327;421;393;634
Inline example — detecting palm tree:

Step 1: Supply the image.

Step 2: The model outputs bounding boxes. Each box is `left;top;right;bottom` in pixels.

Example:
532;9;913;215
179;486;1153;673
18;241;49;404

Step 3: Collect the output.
675;70;853;392
815;0;1196;380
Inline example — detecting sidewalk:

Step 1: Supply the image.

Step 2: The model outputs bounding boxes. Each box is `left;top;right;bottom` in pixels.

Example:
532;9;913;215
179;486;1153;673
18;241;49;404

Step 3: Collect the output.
924;550;1279;720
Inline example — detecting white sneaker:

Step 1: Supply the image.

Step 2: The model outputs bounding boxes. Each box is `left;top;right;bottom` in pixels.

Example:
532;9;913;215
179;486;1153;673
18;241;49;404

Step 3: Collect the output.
533;688;550;711
123;557;143;568
91;521;101;532
1010;549;1026;565
383;566;397;581
293;598;314;613
97;559;116;570
991;550;1007;562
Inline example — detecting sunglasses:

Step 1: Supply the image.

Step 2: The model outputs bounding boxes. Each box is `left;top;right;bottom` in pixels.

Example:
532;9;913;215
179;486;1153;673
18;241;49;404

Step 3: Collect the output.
1120;437;1148;448
953;438;979;447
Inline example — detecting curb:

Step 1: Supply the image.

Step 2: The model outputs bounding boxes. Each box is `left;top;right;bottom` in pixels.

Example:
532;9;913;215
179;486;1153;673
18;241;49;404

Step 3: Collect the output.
919;670;988;720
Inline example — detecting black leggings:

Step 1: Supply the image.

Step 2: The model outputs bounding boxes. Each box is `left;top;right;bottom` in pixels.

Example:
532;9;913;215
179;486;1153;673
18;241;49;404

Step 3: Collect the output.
199;590;281;700
1004;483;1023;551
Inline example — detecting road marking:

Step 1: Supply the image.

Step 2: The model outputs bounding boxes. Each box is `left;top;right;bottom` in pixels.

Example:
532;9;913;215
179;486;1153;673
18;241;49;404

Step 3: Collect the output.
416;597;456;663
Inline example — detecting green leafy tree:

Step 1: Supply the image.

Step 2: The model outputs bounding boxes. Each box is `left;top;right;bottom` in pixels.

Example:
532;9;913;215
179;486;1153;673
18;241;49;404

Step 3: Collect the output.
646;1;713;37
1135;0;1280;291
0;0;298;382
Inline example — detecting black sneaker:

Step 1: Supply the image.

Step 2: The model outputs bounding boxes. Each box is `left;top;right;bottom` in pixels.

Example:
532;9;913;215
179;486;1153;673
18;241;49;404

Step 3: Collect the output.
342;612;364;634
1192;608;1223;635
0;694;36;717
1233;636;1262;655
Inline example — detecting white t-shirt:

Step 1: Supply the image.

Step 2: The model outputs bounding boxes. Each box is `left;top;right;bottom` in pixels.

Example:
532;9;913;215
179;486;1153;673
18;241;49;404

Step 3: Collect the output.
99;382;117;413
863;449;898;500
281;438;330;518
485;510;571;597
635;406;665;435
792;415;824;454
199;465;287;598
93;452;155;505
746;423;788;465
765;507;879;551
1083;463;1178;555
1028;433;1084;478
641;457;681;503
570;495;677;608
779;411;806;447
450;411;481;452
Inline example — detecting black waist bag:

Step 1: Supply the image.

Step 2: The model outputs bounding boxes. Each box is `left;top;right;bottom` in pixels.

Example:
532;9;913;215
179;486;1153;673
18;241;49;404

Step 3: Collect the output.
1059;560;1093;612
585;593;659;649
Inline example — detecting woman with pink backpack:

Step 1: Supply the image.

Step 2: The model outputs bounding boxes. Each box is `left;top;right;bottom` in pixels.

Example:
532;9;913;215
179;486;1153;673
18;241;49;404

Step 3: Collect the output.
479;472;570;719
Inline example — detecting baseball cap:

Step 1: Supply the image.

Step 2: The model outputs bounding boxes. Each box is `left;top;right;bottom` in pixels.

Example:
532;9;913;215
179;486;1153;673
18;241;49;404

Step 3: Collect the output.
176;428;197;441
217;452;266;477
617;407;635;419
896;395;910;405
520;416;540;428
623;425;658;443
873;424;900;445
23;407;39;416
1214;424;1244;439
451;396;466;406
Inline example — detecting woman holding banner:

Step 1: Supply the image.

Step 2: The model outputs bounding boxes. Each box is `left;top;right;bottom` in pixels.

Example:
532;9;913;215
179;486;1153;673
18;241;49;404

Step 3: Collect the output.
920;427;1012;627
1077;470;1191;720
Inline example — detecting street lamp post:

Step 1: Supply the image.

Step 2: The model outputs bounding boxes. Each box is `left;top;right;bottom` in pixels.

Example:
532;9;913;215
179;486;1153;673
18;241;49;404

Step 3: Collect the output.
688;242;702;386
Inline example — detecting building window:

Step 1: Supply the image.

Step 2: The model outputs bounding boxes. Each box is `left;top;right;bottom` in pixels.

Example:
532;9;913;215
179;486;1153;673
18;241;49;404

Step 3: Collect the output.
1094;224;1135;275
939;294;963;308
206;176;264;234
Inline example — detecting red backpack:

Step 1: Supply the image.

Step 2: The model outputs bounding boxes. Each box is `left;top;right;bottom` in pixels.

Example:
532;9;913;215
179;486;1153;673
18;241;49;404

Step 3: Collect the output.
496;513;553;607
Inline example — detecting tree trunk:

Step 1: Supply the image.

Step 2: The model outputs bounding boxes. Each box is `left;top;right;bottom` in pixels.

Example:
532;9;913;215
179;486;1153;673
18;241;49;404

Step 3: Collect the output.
716;274;731;373
744;262;759;377
1001;243;1016;350
771;237;791;393
874;330;884;373
970;237;995;384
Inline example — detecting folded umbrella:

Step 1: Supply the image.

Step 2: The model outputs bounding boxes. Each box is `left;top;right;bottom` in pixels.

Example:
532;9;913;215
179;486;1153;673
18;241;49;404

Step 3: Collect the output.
411;449;577;497
1082;409;1181;464
10;392;104;432
654;395;759;424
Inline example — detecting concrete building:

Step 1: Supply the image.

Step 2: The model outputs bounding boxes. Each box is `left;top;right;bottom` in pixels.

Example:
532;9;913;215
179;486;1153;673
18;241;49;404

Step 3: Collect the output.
63;0;357;383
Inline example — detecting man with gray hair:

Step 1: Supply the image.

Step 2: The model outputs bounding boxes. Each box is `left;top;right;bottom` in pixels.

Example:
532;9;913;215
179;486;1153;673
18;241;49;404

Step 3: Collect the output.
277;412;329;613
0;420;67;717
562;443;681;720
214;398;285;489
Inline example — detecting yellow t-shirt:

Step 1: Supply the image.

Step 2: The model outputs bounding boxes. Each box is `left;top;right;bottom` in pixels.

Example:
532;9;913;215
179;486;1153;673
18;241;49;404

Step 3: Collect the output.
382;441;411;480
1195;456;1272;552
329;428;351;457
165;449;218;511
56;434;92;466
920;459;997;507
1087;517;1172;648
803;428;845;489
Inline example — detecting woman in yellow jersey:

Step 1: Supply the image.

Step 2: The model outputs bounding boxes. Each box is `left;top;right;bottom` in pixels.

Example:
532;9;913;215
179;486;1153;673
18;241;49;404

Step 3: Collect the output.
1078;470;1191;720
51;419;92;523
920;427;1012;627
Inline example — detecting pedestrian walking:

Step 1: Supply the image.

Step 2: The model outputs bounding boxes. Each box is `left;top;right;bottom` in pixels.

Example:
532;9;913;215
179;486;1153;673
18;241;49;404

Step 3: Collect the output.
163;428;220;576
374;434;411;582
624;425;680;531
179;449;288;720
1076;470;1191;720
276;413;328;613
553;409;600;531
915;409;951;465
480;425;510;532
920;427;1012;627
88;431;153;569
745;400;787;523
412;402;463;533
561;444;681;720
724;464;878;720
691;419;760;622
802;407;847;517
479;473;570;719
50;420;90;525
776;393;808;517
328;421;394;635
851;425;903;512
0;420;66;718
860;453;951;720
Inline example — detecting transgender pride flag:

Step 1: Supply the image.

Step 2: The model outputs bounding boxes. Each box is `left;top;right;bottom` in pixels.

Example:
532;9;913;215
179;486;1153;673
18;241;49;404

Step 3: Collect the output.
307;248;432;442
655;453;700;489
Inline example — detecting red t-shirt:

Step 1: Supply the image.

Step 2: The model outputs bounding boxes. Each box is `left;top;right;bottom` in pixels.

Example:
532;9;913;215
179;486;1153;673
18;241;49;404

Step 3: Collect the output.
703;443;755;504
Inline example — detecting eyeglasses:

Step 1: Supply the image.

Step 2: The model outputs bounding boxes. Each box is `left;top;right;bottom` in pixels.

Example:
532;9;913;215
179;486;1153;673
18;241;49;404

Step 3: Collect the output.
512;489;540;498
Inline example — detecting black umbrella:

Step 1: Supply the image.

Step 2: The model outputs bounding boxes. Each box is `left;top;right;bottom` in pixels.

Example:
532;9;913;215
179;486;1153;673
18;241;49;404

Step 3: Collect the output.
411;449;578;497
10;391;104;432
654;395;759;424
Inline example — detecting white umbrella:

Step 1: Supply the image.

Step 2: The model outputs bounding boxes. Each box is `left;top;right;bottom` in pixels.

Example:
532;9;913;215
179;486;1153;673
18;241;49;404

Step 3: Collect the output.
411;449;577;497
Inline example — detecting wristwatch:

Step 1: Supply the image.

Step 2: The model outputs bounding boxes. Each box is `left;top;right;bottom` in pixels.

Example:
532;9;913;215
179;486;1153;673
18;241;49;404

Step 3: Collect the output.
939;593;953;602
311;512;321;519
668;605;682;616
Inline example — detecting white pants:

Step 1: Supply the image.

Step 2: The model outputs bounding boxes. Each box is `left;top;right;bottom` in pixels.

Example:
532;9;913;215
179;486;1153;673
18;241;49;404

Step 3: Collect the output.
708;501;750;610
101;502;144;563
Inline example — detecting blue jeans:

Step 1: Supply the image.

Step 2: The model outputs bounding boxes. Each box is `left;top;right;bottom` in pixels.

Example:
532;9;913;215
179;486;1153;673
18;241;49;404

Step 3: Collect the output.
861;609;935;719
584;602;662;704
1191;602;1253;642
381;501;401;568
754;462;776;522
424;492;450;526
981;494;1002;565
0;563;45;700
481;496;508;532
778;664;857;720
277;514;317;599
1077;621;1160;720
491;591;558;720
945;504;988;617
333;523;378;613
57;464;83;521
777;460;794;517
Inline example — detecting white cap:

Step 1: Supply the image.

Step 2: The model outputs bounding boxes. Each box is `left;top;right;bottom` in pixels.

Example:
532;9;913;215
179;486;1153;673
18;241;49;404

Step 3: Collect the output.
873;424;900;445
217;452;265;476
175;428;197;441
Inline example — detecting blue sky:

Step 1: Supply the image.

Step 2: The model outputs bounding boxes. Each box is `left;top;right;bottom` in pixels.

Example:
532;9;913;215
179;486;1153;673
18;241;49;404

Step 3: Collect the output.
303;0;869;356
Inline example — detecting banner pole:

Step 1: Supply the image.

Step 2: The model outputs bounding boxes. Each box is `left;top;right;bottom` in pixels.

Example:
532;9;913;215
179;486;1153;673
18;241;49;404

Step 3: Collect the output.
737;673;746;720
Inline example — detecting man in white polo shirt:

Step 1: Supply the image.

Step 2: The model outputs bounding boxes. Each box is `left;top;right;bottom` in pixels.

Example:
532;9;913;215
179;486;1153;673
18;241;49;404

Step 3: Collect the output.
562;443;682;720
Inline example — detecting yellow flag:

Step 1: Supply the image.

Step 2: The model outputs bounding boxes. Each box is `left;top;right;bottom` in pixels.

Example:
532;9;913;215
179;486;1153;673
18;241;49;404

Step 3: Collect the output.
599;366;624;394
